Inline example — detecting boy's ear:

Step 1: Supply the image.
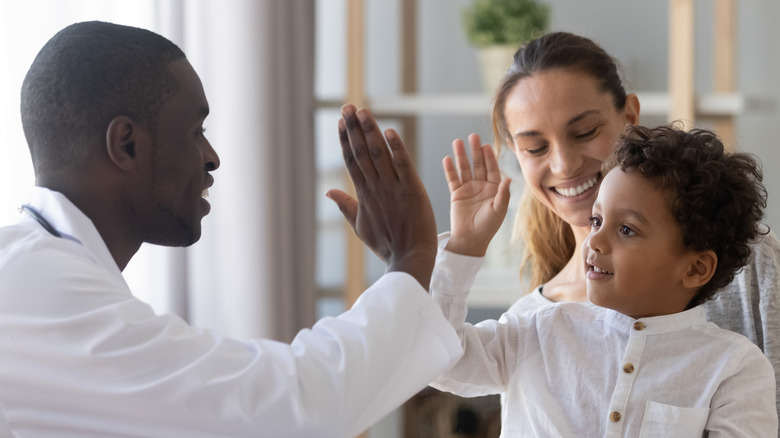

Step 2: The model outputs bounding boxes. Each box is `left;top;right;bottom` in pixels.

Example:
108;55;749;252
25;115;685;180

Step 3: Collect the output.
682;250;717;289
106;116;149;171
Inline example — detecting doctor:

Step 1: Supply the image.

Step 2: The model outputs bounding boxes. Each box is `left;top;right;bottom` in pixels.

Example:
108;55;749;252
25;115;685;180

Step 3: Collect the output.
0;21;461;437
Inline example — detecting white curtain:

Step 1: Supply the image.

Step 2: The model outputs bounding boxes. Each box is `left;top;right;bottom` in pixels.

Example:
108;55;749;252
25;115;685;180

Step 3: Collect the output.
119;0;318;343
1;0;317;343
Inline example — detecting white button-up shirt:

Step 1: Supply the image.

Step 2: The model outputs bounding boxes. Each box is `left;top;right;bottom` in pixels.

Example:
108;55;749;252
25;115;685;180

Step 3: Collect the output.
430;240;777;437
0;187;463;437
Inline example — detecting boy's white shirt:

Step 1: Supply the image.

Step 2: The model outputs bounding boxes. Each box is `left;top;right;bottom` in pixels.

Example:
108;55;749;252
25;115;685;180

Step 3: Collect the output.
430;233;778;437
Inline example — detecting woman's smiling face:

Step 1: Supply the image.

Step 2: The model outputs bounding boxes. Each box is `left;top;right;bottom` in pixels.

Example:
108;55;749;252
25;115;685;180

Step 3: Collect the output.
505;68;636;229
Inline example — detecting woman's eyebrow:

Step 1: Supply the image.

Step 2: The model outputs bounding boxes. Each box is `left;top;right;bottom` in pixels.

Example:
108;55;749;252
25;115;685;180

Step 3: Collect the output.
567;109;601;127
513;109;603;139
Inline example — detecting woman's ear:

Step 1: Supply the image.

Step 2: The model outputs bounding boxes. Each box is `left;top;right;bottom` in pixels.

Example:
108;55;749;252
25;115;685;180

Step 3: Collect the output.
682;250;717;289
624;93;640;126
106;116;147;171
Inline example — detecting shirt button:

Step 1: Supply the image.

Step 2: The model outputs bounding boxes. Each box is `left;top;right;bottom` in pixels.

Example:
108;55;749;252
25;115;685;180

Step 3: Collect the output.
623;363;635;374
610;411;622;422
633;321;646;331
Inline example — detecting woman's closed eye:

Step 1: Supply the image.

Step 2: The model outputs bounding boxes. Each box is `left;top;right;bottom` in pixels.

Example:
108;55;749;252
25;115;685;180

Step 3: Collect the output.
519;142;549;156
574;127;598;140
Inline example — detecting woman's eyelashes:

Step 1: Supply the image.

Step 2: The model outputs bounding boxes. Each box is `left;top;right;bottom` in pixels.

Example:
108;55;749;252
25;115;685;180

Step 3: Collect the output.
574;127;598;139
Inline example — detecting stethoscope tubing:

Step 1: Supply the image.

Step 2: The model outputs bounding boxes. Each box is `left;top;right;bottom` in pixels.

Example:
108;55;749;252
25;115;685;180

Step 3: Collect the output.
19;205;62;238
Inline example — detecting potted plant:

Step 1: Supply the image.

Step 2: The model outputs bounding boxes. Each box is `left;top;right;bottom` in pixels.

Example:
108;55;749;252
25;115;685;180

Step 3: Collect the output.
463;0;550;92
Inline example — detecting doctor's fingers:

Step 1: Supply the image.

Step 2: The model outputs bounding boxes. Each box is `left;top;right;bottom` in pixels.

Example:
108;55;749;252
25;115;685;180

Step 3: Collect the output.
341;105;397;184
338;118;366;191
383;128;418;185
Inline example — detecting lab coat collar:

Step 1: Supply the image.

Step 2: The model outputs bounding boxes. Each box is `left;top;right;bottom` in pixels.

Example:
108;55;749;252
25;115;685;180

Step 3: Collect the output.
25;186;124;279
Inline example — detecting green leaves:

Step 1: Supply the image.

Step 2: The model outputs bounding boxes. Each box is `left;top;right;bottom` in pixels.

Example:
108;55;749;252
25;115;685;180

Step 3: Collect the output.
463;0;550;47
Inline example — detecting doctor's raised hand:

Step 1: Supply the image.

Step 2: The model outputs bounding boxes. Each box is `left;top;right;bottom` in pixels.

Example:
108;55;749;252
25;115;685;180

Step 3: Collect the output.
442;133;512;257
327;104;438;290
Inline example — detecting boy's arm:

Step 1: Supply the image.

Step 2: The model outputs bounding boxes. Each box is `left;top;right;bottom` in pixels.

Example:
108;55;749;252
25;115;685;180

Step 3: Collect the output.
423;135;518;397
427;234;528;397
442;134;511;257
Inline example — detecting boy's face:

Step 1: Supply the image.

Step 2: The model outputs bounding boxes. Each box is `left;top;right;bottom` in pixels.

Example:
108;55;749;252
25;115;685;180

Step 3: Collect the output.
582;168;699;318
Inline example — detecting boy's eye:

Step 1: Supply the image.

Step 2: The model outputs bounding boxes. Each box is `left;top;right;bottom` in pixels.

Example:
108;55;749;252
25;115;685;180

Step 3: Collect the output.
619;225;635;236
588;216;601;228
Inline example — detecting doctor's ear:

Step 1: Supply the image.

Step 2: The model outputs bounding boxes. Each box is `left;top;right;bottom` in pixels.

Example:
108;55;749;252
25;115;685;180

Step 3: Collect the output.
682;250;717;289
106;116;146;171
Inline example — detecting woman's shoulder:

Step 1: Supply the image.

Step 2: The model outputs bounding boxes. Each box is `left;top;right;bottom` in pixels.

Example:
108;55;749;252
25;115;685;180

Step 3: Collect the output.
703;230;780;347
733;231;780;293
748;230;780;273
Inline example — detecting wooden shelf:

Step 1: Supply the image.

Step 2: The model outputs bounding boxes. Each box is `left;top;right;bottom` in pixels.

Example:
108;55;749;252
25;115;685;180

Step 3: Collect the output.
317;91;749;118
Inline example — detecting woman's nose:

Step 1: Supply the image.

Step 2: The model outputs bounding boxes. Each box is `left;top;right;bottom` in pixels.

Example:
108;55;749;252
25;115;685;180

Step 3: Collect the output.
548;142;583;177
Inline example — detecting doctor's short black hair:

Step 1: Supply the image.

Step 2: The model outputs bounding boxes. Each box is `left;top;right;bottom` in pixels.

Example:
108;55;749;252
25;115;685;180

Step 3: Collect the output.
603;124;768;307
20;21;186;175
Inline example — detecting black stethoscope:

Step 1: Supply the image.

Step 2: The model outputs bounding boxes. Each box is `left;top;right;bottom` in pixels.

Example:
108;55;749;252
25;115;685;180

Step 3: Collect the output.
19;205;62;238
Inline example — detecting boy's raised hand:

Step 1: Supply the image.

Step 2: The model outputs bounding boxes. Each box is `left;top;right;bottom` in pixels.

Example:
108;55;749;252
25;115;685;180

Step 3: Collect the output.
442;134;511;257
326;105;438;291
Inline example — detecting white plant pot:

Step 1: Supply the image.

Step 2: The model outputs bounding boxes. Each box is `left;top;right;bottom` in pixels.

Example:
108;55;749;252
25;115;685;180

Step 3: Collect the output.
477;44;518;94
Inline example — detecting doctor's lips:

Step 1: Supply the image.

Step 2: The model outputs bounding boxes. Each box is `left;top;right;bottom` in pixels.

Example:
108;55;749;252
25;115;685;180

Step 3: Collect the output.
553;174;600;198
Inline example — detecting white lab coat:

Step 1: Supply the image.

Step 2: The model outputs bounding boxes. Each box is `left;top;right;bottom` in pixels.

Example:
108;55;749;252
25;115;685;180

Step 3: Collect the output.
0;187;463;437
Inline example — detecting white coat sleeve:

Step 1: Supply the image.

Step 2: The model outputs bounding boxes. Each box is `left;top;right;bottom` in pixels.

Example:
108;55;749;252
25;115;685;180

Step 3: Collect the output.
0;240;463;438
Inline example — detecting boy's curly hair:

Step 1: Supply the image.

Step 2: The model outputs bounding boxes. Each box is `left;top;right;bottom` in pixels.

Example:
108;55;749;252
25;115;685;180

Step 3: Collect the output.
603;125;768;307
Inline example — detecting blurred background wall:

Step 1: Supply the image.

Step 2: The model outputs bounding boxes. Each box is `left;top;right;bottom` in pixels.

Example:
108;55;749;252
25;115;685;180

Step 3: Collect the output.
1;1;778;437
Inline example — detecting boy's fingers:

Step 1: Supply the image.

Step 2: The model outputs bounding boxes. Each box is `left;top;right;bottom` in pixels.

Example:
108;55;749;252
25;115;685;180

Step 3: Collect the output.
483;144;502;184
452;139;473;183
469;134;486;181
442;157;462;194
494;178;512;217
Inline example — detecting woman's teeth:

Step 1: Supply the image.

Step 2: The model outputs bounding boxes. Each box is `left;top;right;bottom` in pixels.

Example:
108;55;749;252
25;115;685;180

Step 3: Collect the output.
592;266;613;275
555;175;598;198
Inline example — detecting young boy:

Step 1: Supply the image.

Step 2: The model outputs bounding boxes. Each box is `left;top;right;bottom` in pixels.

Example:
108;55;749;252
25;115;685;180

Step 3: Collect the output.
431;125;777;436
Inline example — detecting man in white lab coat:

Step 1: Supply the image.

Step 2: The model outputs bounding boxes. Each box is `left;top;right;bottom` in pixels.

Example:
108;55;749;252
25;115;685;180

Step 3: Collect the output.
0;20;462;437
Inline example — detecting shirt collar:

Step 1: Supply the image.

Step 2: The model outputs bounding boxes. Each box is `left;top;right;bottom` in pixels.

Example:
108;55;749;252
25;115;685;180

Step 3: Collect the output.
602;305;707;335
24;186;124;279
